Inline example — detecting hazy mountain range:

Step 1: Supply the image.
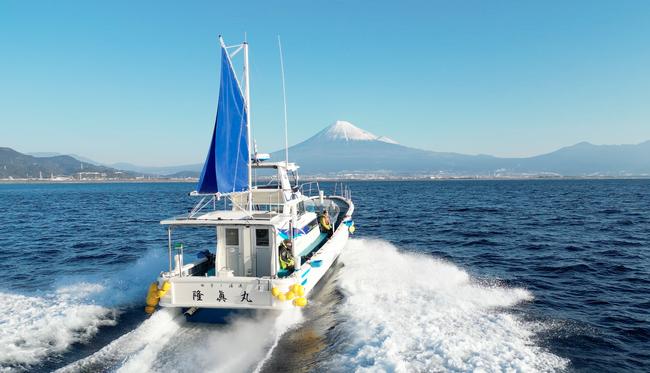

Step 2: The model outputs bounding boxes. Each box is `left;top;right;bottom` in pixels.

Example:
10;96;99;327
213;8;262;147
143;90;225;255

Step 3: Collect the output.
268;121;650;177
6;121;650;179
25;152;203;176
0;147;135;179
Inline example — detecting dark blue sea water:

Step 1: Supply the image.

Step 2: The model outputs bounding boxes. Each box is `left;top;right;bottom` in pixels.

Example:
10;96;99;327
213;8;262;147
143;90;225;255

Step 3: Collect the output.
0;180;648;372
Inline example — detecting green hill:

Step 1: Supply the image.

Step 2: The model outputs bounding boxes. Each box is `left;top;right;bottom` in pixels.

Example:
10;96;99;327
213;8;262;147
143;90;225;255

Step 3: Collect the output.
0;147;136;179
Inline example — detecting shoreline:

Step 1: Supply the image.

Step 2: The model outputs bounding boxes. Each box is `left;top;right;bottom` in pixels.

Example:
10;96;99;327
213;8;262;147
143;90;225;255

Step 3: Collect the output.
0;179;197;184
2;176;650;184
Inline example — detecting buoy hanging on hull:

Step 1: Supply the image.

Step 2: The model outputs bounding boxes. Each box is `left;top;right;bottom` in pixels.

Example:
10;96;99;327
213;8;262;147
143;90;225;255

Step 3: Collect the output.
145;283;160;314
144;281;170;314
272;284;307;306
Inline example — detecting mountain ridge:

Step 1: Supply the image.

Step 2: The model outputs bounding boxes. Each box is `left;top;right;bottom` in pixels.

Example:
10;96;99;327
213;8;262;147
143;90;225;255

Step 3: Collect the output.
26;152;203;175
268;121;650;177
8;121;650;178
0;147;136;179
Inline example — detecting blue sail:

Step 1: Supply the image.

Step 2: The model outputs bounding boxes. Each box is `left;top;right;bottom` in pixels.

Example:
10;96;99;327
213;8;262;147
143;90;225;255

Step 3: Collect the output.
196;45;249;194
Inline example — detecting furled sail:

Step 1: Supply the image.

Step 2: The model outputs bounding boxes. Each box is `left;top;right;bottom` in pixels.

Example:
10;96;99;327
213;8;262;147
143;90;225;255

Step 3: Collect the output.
196;45;249;194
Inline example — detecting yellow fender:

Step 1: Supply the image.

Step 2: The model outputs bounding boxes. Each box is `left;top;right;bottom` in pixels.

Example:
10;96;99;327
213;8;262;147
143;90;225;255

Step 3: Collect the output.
272;283;305;303
156;281;171;298
145;283;160;313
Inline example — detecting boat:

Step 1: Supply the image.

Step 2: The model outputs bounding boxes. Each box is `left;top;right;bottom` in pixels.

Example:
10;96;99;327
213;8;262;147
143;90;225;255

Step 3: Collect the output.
144;36;355;323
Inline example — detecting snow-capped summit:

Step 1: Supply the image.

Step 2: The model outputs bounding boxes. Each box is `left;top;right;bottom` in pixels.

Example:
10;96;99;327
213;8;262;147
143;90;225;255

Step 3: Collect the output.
311;120;399;144
317;121;378;141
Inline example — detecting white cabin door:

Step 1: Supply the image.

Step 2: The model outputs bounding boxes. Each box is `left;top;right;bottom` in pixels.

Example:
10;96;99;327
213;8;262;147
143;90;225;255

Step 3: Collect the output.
224;227;243;276
253;227;272;277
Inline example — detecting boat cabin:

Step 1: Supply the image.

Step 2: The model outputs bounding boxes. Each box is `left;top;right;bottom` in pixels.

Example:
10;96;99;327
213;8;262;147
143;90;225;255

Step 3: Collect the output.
159;162;342;282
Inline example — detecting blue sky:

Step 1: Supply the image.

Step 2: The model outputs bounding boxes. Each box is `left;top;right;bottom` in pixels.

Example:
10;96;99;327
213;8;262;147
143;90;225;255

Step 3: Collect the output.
1;1;649;166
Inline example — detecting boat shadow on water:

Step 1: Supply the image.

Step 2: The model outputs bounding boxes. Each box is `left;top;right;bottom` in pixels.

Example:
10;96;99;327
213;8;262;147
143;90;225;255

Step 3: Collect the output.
257;261;344;373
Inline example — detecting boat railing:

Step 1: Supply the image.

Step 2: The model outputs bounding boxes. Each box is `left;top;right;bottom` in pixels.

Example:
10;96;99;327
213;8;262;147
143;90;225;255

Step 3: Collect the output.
242;191;285;214
298;181;320;197
188;190;287;215
188;195;236;216
253;191;284;213
333;182;352;200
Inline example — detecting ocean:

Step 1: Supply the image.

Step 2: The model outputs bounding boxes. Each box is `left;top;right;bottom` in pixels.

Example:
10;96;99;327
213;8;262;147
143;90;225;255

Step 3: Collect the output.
0;180;648;372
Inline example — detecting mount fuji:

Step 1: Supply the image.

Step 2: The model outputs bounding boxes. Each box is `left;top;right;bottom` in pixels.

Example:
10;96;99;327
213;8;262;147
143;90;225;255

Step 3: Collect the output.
305;120;400;144
268;121;650;177
268;121;504;176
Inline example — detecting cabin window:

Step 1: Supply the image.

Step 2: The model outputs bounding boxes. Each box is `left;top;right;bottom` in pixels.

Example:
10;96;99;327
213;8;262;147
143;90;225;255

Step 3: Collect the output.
256;228;270;246
298;202;305;216
304;200;316;213
256;204;283;213
308;219;318;233
225;228;239;245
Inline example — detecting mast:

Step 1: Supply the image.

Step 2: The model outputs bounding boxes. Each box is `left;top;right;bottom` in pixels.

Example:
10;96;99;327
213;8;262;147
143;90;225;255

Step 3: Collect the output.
244;41;252;210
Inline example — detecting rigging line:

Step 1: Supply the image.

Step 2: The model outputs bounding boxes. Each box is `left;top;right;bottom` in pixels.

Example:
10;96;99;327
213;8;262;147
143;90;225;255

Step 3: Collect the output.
222;41;245;99
278;36;289;166
238;53;249;93
248;54;283;159
248;56;266;149
232;104;247;192
226;44;248;193
189;196;209;217
229;69;245;192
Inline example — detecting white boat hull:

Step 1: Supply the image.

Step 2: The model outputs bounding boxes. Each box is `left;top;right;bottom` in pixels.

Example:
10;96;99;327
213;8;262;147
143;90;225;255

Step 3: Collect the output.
155;198;353;322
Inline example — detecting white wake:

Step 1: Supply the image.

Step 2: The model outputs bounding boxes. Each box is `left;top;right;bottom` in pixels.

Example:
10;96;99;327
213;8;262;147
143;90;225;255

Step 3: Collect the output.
0;248;167;372
0;289;117;370
322;238;568;372
55;308;302;373
1;239;569;373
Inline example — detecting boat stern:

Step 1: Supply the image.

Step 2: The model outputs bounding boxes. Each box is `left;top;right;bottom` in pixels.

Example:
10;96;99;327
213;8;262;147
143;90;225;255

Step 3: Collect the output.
157;275;304;312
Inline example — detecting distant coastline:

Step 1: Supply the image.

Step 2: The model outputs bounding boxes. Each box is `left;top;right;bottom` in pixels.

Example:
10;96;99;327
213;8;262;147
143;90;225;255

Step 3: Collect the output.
0;179;197;184
2;176;649;185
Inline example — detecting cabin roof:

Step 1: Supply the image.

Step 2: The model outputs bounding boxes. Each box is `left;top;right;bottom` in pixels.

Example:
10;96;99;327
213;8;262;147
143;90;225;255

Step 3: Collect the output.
160;210;289;226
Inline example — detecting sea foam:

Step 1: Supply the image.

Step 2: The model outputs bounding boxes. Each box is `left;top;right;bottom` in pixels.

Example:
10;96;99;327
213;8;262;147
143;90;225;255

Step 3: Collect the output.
0;289;117;369
323;238;568;372
0;248;168;371
55;308;303;373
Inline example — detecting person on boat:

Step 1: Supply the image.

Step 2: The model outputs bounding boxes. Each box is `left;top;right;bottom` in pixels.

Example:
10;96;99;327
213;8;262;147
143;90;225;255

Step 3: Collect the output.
279;238;295;273
320;210;333;239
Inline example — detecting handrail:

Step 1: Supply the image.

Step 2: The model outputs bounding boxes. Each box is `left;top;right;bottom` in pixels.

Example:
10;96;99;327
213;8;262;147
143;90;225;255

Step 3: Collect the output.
298;181;320;197
333;182;352;200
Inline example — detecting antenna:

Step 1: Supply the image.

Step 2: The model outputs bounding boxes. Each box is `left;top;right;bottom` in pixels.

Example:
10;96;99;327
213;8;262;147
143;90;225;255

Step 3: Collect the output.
278;36;289;165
